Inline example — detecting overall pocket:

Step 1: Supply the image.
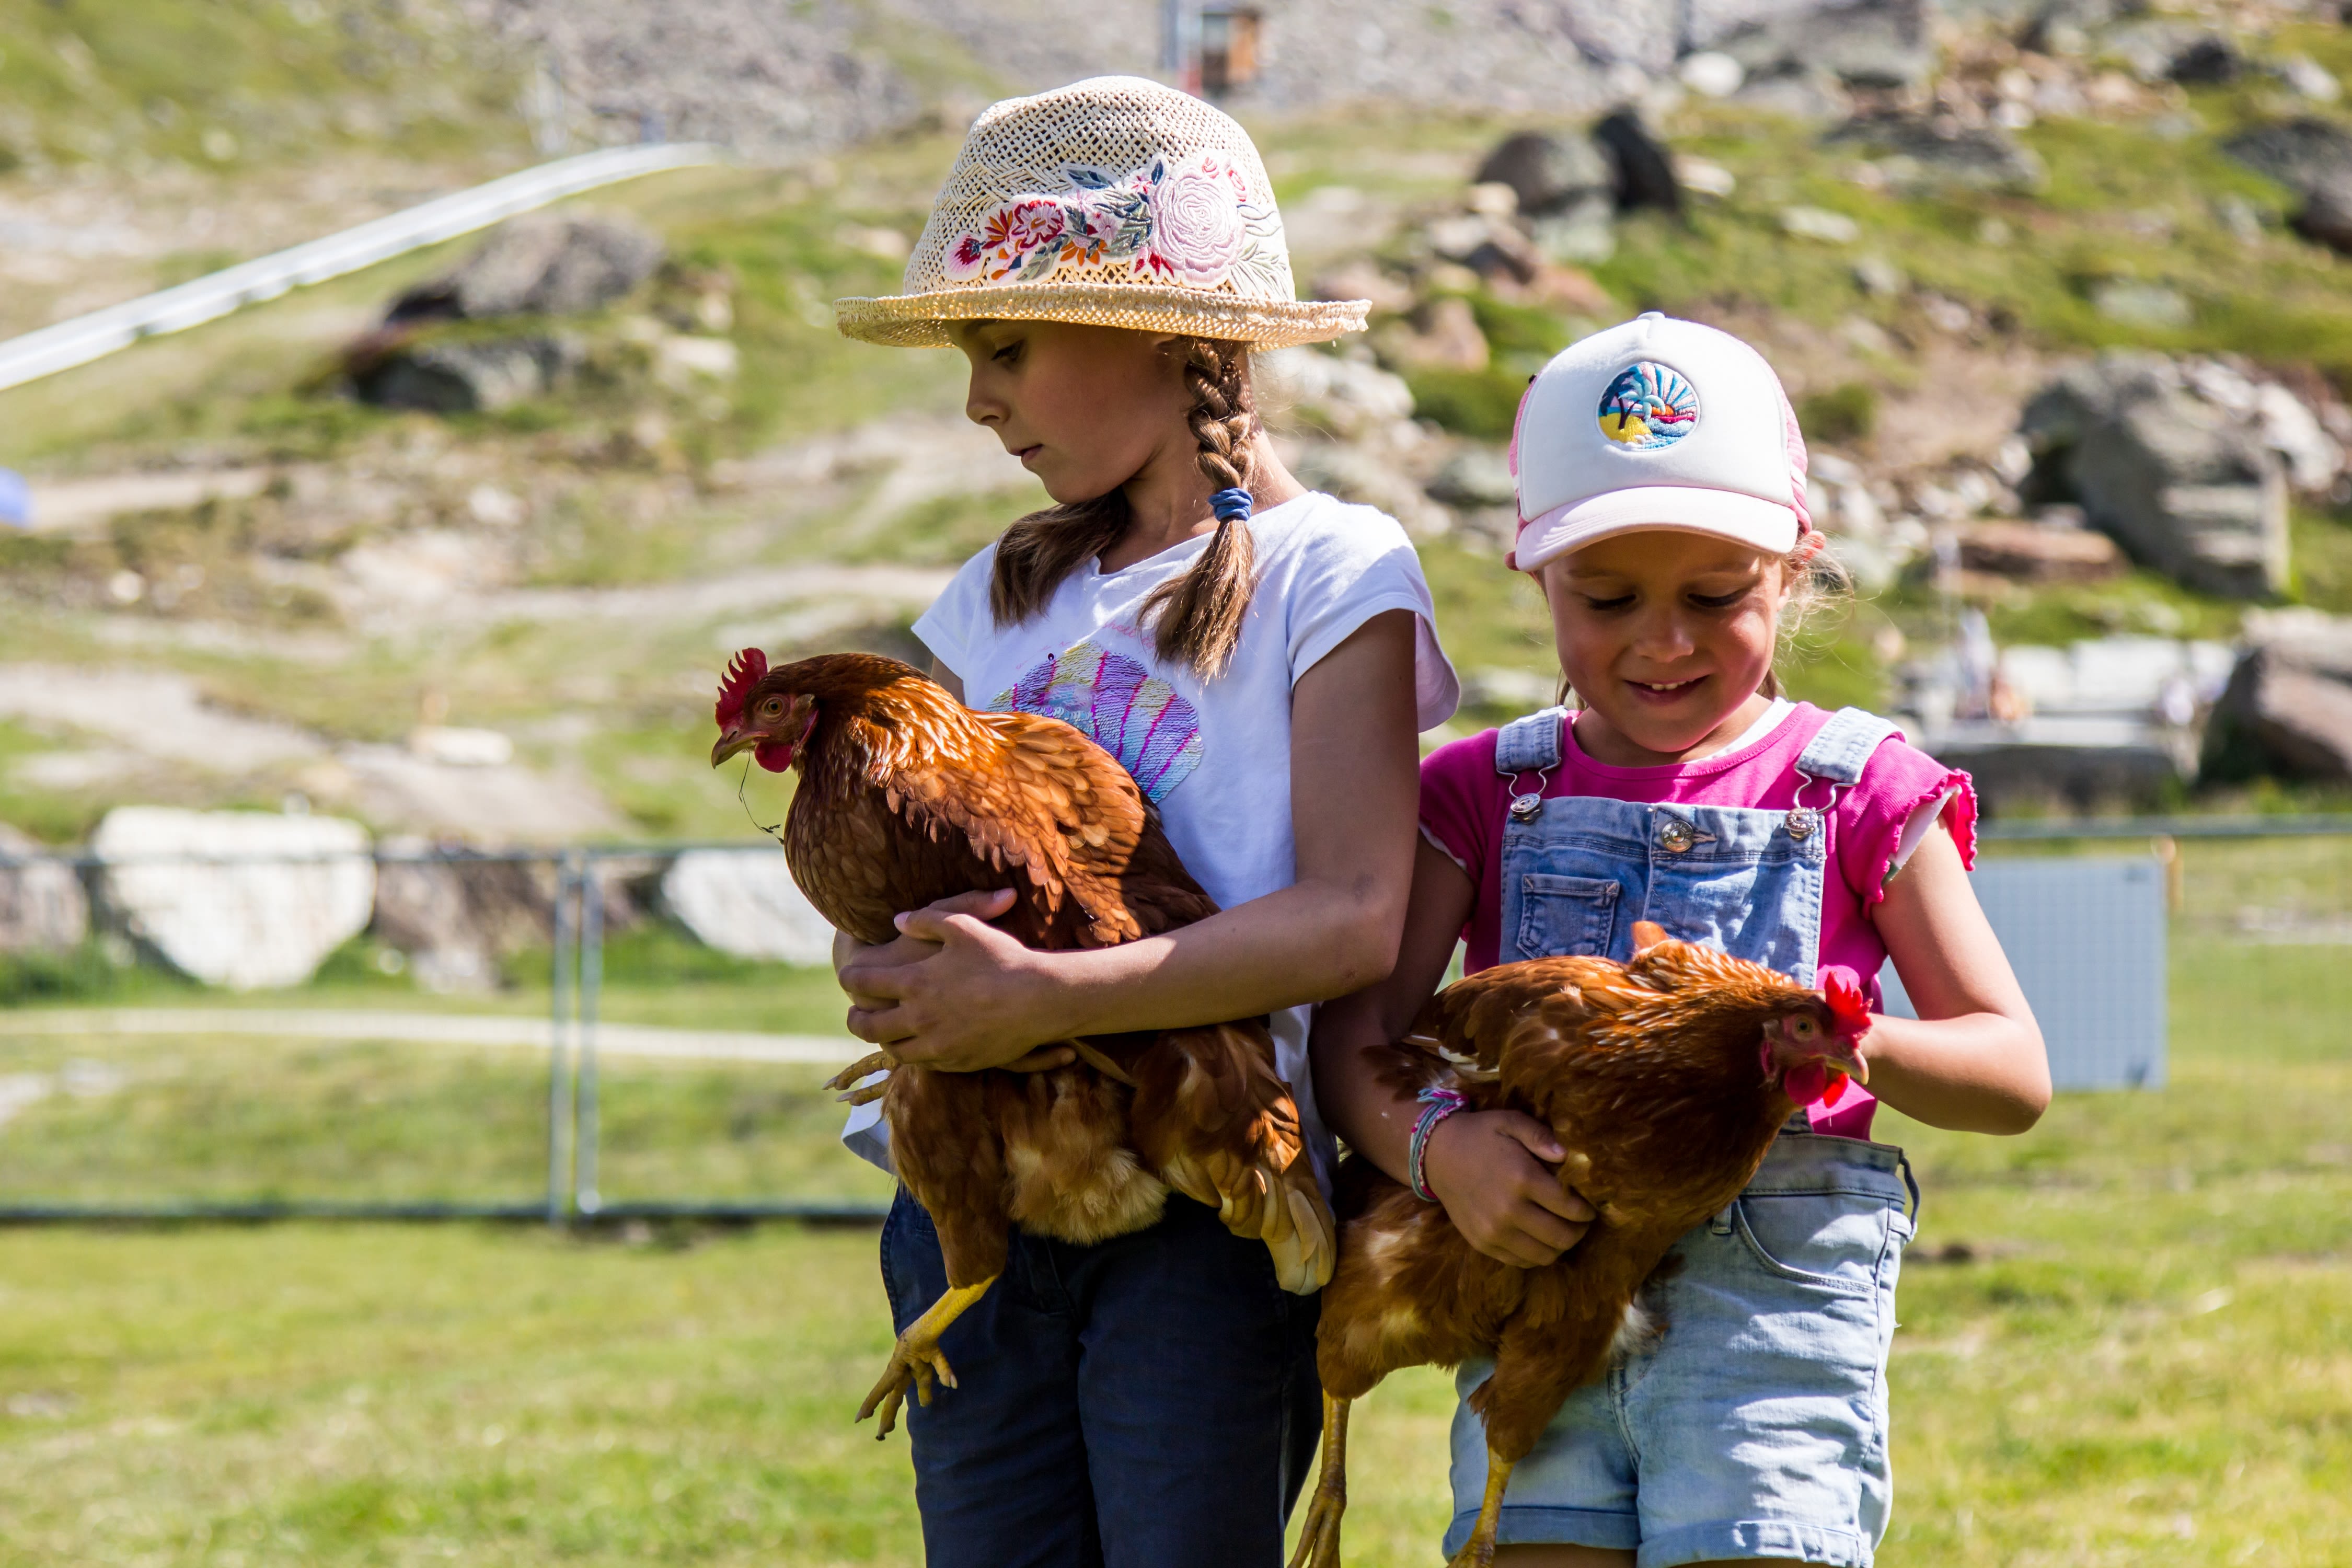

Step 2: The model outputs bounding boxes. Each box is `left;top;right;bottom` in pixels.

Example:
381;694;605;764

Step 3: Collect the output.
1516;873;1621;959
1732;1186;1907;1297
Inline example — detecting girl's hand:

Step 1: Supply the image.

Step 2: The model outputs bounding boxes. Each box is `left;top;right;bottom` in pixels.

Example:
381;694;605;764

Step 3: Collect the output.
1421;1110;1597;1269
838;889;1079;1074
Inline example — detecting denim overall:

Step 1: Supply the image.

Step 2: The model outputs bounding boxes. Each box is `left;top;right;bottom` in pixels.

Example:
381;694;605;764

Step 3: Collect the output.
1445;706;1920;1568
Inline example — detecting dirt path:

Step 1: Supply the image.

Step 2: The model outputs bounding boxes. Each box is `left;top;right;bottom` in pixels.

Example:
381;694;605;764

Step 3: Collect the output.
0;1006;856;1065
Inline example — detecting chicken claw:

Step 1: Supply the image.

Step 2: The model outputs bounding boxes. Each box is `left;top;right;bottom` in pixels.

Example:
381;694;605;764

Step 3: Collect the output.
859;1277;996;1438
1286;1392;1351;1568
827;1051;895;1098
1445;1450;1516;1568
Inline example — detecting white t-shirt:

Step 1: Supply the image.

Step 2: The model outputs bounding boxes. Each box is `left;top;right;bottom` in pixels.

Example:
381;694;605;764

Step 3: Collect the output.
841;489;1461;1190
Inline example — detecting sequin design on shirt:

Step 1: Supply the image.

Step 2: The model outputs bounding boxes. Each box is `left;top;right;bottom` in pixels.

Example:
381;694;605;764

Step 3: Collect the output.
1597;361;1700;450
994;642;1205;803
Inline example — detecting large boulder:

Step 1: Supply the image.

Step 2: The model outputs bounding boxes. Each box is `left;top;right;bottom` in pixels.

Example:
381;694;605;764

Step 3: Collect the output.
1473;130;1614;217
2224;118;2352;256
387;214;666;324
2211;610;2352;783
354;336;583;413
1712;0;1938;91
1825;113;2046;193
660;850;837;966
371;846;640;991
0;824;88;954
2018;353;2289;598
91;808;375;989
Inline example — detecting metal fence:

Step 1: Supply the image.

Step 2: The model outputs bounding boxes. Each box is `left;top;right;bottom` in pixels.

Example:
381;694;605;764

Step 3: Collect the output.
1;820;2347;1225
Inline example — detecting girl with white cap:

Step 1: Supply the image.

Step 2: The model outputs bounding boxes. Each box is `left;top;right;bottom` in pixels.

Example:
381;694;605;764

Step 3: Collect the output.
1312;314;2050;1567
827;77;1460;1564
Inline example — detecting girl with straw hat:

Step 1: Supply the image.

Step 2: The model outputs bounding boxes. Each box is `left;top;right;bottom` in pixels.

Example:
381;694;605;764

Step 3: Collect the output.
830;75;1460;1563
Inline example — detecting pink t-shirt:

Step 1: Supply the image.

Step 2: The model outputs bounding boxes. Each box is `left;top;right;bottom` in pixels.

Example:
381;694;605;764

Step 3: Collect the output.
1419;702;1978;1139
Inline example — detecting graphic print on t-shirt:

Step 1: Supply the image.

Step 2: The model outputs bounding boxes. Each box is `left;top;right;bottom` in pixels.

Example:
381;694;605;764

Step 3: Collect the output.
992;638;1204;803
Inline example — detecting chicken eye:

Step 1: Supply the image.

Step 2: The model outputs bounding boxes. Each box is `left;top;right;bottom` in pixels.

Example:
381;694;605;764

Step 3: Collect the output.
1790;1016;1818;1041
758;697;784;719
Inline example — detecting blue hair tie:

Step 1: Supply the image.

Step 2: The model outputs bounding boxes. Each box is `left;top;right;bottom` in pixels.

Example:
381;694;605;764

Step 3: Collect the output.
1209;487;1254;523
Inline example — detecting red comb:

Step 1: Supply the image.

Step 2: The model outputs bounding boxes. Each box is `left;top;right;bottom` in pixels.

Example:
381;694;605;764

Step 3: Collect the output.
716;648;767;730
1820;964;1870;1039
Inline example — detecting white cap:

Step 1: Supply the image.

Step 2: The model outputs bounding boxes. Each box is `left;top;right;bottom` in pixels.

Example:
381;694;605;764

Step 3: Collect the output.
1508;312;1813;573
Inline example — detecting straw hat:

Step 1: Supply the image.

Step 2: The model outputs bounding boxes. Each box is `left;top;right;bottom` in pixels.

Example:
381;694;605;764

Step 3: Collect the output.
835;76;1367;349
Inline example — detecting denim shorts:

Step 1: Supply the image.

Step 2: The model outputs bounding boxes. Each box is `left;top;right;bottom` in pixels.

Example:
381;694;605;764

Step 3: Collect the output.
1444;1131;1917;1568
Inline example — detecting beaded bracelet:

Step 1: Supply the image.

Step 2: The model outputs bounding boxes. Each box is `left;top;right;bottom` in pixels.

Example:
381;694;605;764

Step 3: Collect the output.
1406;1085;1469;1203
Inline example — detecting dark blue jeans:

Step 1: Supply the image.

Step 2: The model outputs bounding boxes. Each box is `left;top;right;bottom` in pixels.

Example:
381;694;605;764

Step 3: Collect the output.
880;1185;1322;1568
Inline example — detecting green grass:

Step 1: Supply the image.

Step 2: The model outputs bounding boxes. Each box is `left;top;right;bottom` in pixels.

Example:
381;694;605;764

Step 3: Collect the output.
2;924;2348;1563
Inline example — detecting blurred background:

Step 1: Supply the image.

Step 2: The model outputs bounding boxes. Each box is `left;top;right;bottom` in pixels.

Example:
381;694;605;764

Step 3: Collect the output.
2;2;2349;1563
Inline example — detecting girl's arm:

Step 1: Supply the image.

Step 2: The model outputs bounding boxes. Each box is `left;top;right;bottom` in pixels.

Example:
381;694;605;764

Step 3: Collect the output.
837;611;1423;1066
1311;838;1597;1269
1860;821;2051;1134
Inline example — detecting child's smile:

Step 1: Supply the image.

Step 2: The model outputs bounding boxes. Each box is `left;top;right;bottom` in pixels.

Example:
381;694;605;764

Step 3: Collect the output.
1539;529;1788;768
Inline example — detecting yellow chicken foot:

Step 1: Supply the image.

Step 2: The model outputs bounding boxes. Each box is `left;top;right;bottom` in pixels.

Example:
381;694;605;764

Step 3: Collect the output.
1285;1392;1351;1568
859;1278;995;1438
1445;1451;1516;1568
828;1051;895;1102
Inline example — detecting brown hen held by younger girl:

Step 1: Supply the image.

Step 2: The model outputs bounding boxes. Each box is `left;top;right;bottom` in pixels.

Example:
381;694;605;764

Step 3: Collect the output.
711;650;1335;1437
1290;925;1871;1568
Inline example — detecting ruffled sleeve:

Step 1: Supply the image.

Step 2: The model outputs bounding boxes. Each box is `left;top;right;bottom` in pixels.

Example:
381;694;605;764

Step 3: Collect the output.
1834;735;1978;908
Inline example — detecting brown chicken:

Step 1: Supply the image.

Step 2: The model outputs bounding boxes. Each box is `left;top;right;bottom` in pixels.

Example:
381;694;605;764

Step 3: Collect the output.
1291;923;1872;1568
710;649;1334;1435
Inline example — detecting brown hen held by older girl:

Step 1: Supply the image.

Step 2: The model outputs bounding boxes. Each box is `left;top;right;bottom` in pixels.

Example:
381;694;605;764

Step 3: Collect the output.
1291;925;1871;1568
711;650;1335;1436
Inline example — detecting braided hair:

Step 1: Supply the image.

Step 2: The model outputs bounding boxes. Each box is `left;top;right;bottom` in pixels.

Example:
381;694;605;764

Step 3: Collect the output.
989;336;1261;679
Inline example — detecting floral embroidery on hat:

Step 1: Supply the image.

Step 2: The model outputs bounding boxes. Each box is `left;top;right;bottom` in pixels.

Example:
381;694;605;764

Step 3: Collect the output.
1597;361;1700;451
940;151;1285;295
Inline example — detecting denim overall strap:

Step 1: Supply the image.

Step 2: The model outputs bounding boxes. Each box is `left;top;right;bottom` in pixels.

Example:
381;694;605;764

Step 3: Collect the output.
1791;706;1899;809
1494;706;1568;824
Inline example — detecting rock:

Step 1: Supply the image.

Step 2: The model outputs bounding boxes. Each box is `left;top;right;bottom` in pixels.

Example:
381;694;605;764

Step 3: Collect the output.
91;808;375;990
1288;443;1455;538
1530;196;1617;264
2223;117;2352;197
1423;213;1542;286
1373;297;1490;372
2089;279;2191;329
1955;519;2126;582
1712;0;1937;91
1259;349;1417;441
1593;110;1682;214
0;824;87;954
2275;55;2343;105
660;849;837;965
355;336;583;413
2292;173;2352;256
2212;610;2352;783
1781;205;1861;244
387;214;666;324
2019;353;2289;598
370;846;641;992
1311;260;1417;316
1826;113;2047;193
1677;51;1745;98
2181;360;2347;490
1427;449;1518;508
1473;130;1614;218
1852;255;1906;296
2103;21;2240;85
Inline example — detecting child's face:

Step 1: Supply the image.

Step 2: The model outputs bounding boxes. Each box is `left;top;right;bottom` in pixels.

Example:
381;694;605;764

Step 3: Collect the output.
1538;530;1789;758
951;321;1192;504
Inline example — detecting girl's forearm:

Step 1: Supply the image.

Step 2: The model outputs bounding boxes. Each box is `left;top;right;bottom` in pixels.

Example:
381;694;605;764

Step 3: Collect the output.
1861;1011;2050;1134
1308;998;1421;1183
1029;879;1404;1040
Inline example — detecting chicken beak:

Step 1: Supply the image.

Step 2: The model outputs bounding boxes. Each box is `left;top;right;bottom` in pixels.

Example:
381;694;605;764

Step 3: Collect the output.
711;728;757;767
1830;1032;1869;1086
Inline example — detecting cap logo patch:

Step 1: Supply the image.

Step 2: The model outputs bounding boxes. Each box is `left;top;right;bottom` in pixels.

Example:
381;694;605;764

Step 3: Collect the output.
1597;362;1699;451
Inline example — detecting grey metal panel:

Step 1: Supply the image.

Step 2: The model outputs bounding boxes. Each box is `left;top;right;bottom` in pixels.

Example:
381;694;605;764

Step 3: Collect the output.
1877;857;2166;1090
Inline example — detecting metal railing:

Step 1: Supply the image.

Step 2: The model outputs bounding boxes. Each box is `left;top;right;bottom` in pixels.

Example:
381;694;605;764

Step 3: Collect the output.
0;143;721;394
1;818;2346;1225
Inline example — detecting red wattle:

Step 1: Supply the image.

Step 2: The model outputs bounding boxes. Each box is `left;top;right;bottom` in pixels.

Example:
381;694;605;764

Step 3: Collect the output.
754;741;795;773
1818;1069;1848;1106
1783;1062;1830;1105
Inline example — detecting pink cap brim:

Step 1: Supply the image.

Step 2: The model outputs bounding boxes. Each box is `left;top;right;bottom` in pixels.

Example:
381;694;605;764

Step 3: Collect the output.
1509;486;1803;573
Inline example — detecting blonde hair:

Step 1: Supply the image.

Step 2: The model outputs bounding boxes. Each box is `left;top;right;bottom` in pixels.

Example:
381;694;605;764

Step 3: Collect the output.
1553;535;1852;707
989;337;1259;678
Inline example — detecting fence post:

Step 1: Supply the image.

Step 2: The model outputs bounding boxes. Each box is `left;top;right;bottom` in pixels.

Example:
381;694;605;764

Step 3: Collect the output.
575;856;605;1217
546;852;577;1225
